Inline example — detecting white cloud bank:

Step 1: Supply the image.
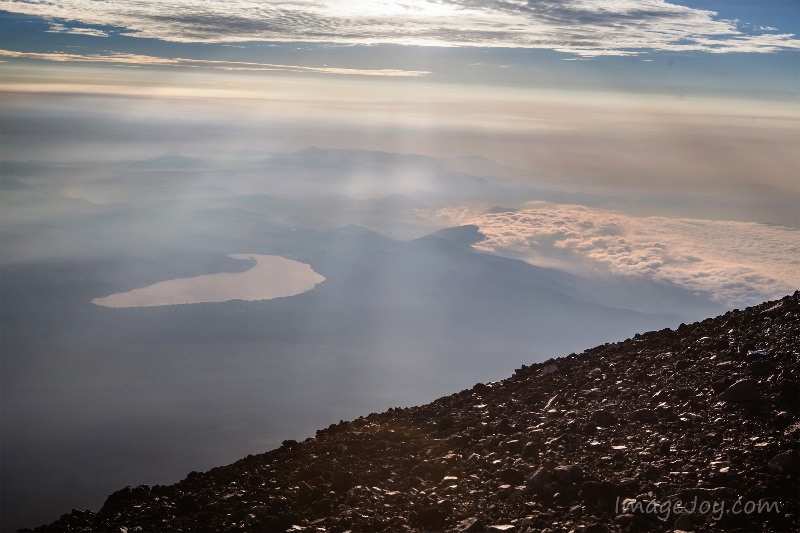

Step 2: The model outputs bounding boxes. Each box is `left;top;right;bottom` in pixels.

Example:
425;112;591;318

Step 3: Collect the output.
2;0;798;56
470;204;800;307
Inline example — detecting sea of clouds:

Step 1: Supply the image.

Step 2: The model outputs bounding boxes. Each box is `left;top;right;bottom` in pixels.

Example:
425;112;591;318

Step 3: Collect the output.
466;203;799;307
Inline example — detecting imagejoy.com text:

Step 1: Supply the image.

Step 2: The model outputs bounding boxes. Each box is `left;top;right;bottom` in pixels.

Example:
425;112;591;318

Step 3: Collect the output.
616;496;781;522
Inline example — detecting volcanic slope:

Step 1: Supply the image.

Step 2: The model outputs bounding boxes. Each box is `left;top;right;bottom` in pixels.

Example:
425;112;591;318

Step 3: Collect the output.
29;293;800;532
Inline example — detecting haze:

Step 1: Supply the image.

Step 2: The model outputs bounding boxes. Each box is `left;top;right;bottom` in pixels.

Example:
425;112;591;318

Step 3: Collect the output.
1;1;798;531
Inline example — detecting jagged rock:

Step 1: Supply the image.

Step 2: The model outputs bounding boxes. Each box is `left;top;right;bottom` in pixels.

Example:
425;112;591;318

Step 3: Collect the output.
785;422;800;439
540;364;558;376
768;451;800;476
581;524;608;533
711;378;735;394
719;378;761;402
499;468;525;485
780;380;800;411
553;464;583;485
526;467;553;490
613;513;636;529
582;420;598;434
412;460;446;482
415;504;449;530
629;408;657;423
580;480;626;505
330;470;356;492
656;405;678;421
591;410;617;427
28;293;800;533
260;513;302;532
101;485;150;512
521;441;539;459
455;517;484;532
653;389;672;402
674;513;693;531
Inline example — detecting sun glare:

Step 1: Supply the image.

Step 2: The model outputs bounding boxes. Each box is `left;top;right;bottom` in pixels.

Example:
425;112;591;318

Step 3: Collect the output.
320;0;462;18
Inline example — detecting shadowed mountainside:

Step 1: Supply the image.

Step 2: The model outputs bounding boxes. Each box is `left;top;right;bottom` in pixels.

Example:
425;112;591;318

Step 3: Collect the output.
28;292;799;532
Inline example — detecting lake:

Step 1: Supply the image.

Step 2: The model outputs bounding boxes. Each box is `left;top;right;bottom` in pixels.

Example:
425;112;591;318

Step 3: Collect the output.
92;254;325;307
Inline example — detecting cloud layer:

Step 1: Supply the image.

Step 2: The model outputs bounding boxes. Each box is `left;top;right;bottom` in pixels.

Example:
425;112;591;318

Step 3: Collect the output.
470;204;800;307
2;0;798;56
0;49;429;76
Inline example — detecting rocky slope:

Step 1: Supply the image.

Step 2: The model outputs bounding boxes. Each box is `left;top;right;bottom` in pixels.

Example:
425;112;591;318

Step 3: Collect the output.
29;293;799;532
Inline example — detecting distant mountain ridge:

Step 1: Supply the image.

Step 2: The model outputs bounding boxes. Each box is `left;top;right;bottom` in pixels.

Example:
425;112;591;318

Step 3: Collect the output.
126;152;207;170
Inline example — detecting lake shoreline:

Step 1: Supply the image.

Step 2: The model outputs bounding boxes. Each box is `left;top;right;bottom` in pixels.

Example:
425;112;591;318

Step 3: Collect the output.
91;254;325;308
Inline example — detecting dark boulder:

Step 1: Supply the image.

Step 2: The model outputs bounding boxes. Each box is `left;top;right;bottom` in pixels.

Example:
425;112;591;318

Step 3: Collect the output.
719;379;761;402
591;410;617;427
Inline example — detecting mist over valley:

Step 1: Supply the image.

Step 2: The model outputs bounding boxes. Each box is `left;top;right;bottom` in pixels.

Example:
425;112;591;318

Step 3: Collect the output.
2;147;796;530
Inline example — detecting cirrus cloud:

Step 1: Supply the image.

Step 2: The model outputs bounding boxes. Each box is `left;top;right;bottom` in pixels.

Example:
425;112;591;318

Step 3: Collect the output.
45;23;110;38
1;0;798;57
0;49;430;76
470;204;800;307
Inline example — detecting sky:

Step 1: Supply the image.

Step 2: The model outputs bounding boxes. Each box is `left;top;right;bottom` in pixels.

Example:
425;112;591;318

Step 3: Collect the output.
0;1;798;231
1;1;798;290
1;1;798;95
1;2;798;212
